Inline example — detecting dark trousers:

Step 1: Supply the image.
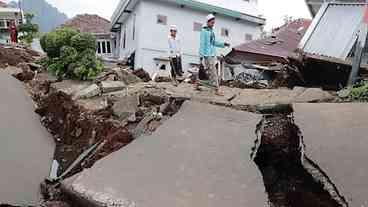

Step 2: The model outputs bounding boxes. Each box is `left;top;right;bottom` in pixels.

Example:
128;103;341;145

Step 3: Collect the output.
170;56;183;78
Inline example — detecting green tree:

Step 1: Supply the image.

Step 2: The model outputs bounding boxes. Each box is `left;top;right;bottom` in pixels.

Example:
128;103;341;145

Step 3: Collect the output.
18;13;39;44
39;28;103;80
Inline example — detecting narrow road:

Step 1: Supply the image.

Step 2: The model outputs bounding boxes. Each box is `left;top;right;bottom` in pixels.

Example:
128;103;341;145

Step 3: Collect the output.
0;71;54;206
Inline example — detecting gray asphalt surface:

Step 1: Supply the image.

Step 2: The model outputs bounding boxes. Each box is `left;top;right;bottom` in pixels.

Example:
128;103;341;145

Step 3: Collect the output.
0;71;54;205
63;101;268;206
294;103;368;207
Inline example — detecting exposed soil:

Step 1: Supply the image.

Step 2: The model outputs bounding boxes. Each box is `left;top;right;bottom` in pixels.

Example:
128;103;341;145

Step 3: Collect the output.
0;44;39;68
253;114;344;207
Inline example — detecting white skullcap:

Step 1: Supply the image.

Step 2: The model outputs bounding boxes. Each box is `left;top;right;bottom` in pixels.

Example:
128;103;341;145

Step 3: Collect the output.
206;14;215;22
170;25;178;31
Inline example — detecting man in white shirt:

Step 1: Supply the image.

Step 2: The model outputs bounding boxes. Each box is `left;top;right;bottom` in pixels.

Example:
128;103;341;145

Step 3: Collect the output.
168;25;183;86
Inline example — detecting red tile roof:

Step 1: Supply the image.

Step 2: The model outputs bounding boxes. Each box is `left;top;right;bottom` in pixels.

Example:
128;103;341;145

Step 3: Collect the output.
233;19;312;61
0;1;8;7
61;14;111;34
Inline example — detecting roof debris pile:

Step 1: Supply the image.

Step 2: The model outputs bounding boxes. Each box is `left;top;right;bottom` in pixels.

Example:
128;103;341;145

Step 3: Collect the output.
224;19;311;89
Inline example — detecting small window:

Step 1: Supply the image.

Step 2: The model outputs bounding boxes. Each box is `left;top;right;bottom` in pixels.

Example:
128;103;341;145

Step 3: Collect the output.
0;20;5;28
97;42;101;54
102;41;106;53
123;29;126;49
106;41;111;54
157;15;167;25
221;28;229;37
245;34;253;41
193;22;202;32
6;20;11;27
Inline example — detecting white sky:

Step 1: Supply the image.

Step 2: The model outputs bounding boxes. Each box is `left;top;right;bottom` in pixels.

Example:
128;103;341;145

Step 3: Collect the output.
6;0;312;30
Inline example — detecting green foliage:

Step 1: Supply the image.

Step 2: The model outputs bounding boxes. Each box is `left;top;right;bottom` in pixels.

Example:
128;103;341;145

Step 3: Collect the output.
18;13;39;44
40;27;78;58
71;33;97;52
348;81;368;102
40;28;103;80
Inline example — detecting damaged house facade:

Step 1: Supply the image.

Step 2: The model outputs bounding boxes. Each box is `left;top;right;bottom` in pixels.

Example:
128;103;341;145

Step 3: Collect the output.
111;0;265;75
296;1;368;88
0;1;23;44
61;14;115;58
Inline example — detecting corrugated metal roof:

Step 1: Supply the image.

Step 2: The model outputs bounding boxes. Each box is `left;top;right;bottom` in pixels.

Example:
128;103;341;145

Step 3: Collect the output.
232;19;311;61
299;2;366;59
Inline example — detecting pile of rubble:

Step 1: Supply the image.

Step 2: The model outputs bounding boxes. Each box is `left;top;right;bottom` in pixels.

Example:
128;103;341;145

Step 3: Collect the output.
23;67;184;183
0;44;41;68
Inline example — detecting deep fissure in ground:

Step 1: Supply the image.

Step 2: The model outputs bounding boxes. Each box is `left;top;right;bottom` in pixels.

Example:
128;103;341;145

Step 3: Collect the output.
252;111;347;207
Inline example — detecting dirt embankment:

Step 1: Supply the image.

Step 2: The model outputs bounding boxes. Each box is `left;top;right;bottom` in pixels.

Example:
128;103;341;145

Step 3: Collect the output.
0;44;40;68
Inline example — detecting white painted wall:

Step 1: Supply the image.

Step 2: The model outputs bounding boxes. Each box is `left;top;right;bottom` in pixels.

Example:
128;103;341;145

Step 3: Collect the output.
117;0;263;75
195;0;260;16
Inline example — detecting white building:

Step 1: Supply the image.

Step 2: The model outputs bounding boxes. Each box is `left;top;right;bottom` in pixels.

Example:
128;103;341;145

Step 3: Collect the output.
111;0;265;75
0;5;23;44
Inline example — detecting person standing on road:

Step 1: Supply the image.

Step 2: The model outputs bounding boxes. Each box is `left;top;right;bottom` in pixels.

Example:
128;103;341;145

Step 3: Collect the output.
168;25;183;86
199;14;230;96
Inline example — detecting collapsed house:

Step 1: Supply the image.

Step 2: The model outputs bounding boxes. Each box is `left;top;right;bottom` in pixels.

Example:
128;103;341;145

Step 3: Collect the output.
227;19;311;64
60;14;115;58
295;1;368;89
222;19;311;88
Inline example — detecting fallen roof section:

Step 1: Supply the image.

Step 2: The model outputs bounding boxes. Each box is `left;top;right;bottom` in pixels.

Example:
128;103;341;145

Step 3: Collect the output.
294;103;368;207
62;101;267;206
229;19;311;63
299;2;366;60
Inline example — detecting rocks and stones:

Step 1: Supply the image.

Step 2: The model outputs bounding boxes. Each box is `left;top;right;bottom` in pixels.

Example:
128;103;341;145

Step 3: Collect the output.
50;80;91;96
62;101;267;206
74;84;101;99
35;90;133;176
132;68;151;82
13;62;35;82
100;81;126;93
294;88;334;103
294;103;368;207
120;69;142;85
27;62;42;71
0;71;54;206
112;95;139;121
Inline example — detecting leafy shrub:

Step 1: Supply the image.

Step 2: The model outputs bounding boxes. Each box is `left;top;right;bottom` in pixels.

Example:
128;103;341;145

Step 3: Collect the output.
71;33;97;52
349;81;368;102
40;28;103;80
40;28;78;58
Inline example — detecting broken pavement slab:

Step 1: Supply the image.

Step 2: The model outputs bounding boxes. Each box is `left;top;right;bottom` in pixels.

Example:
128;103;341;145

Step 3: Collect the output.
100;81;126;93
112;95;139;120
51;80;91;96
74;84;101;99
0;71;54;206
62;101;267;206
294;103;368;207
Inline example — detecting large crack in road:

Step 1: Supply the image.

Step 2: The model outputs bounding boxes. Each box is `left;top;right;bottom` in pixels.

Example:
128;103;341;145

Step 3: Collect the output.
252;112;348;207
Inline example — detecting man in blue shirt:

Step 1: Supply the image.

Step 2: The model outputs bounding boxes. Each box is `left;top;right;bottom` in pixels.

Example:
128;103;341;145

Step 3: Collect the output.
199;14;230;96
